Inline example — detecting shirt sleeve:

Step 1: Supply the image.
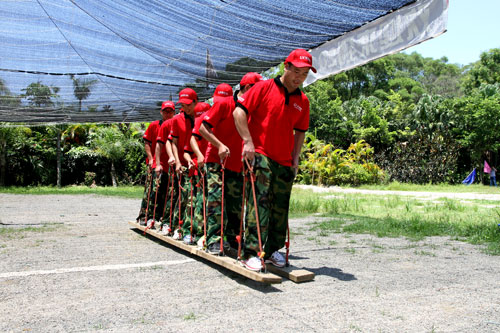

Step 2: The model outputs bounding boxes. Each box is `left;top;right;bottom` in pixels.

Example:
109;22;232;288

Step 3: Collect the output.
235;80;267;114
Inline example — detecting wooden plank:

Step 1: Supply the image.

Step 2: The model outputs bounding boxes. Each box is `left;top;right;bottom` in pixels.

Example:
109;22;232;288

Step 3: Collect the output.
224;248;314;283
265;264;315;283
128;221;282;284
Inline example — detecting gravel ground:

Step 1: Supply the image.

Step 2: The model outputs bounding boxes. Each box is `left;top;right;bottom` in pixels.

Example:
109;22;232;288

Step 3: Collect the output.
1;191;500;332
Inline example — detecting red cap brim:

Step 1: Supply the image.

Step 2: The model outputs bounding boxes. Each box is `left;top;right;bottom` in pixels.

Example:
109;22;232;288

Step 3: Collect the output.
177;98;194;105
290;61;317;73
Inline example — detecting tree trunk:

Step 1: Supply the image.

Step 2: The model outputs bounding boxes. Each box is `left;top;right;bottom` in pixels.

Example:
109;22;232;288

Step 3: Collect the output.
110;161;118;187
56;128;62;188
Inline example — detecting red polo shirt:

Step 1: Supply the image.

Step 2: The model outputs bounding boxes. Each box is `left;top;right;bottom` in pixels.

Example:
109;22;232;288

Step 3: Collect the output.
185;112;208;165
203;95;243;172
236;77;309;166
143;119;163;167
155;118;173;169
168;112;194;167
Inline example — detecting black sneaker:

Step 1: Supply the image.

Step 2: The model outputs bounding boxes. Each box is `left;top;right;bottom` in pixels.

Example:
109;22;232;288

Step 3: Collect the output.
207;242;221;254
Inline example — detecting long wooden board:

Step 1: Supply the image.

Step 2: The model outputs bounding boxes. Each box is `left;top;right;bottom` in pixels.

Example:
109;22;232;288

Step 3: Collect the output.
128;221;282;284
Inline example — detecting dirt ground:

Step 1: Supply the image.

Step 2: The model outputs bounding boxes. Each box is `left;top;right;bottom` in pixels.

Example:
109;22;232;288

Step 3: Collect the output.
1;190;499;332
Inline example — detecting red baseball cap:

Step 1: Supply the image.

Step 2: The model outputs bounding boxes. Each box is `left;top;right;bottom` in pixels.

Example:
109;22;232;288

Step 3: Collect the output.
177;88;198;105
194;102;211;117
213;83;233;102
240;72;263;87
285;49;317;73
161;100;175;111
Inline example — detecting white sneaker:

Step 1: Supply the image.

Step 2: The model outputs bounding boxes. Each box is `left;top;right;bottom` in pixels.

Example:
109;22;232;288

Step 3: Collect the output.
161;226;171;236
197;235;206;248
265;251;285;268
172;229;182;240
242;256;262;272
183;234;194;244
146;219;155;228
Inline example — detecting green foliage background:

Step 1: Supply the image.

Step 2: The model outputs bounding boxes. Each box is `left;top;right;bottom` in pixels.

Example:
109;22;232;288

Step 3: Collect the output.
1;49;500;186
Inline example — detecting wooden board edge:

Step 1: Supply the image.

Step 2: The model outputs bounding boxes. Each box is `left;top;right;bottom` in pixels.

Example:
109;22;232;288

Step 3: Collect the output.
128;221;282;284
266;264;315;283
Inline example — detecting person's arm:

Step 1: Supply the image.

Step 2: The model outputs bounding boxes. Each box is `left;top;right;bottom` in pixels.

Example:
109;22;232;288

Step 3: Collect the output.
199;123;229;161
189;136;205;169
170;137;182;173
233;106;254;161
165;140;175;166
144;143;154;169
154;142;163;173
292;131;306;173
184;151;196;170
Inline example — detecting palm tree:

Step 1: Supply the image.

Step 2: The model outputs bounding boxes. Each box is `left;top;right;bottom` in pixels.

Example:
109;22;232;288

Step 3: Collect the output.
70;75;98;112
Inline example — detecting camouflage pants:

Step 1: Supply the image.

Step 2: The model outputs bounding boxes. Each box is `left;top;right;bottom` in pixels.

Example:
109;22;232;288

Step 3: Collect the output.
171;167;191;234
242;153;295;259
205;163;244;247
193;171;207;239
180;172;202;237
159;170;177;231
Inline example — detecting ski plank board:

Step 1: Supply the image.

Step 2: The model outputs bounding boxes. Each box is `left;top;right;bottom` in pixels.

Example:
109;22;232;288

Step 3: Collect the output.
224;248;314;283
128;221;282;284
265;264;315;283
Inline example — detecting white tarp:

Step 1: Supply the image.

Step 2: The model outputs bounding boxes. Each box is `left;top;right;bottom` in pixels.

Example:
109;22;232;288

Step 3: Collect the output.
305;0;448;86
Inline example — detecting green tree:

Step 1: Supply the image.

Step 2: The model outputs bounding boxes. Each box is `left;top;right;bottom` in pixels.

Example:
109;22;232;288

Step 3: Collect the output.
21;81;60;107
70;75;98;112
462;48;500;93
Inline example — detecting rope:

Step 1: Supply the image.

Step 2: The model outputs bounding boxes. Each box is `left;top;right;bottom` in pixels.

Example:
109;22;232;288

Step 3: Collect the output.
168;168;175;234
244;157;265;268
177;172;185;235
145;171;161;233
160;165;172;231
195;168;207;248
236;166;247;260
219;157;227;255
189;175;194;239
142;166;153;234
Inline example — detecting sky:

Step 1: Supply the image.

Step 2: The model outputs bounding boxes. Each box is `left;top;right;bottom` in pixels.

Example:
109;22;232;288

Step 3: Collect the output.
404;0;500;66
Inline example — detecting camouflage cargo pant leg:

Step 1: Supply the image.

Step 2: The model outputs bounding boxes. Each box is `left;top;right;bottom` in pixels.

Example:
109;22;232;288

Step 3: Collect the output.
181;174;199;237
263;158;294;256
172;168;190;234
160;171;178;232
243;154;271;258
224;170;244;246
242;154;294;259
193;171;207;239
205;163;223;246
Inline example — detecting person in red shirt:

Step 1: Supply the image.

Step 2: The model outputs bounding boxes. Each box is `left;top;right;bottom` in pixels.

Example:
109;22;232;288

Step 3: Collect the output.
154;102;178;233
181;101;211;243
136;101;175;226
233;49;316;271
200;76;261;254
169;88;198;240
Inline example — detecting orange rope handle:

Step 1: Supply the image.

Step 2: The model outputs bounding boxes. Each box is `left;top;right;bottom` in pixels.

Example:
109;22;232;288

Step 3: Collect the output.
143;166;153;227
160;166;172;231
236;166;247;260
189;176;194;237
244;157;265;266
168;169;175;234
177;173;184;231
201;170;207;248
285;220;290;267
144;170;160;234
219;157;227;255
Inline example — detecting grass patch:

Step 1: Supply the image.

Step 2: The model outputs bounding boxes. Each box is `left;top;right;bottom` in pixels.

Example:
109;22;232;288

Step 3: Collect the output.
0;224;61;238
356;181;499;194
0;185;143;198
290;188;500;255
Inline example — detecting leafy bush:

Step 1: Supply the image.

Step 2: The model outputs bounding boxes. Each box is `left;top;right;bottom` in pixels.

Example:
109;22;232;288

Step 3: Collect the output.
297;135;385;186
